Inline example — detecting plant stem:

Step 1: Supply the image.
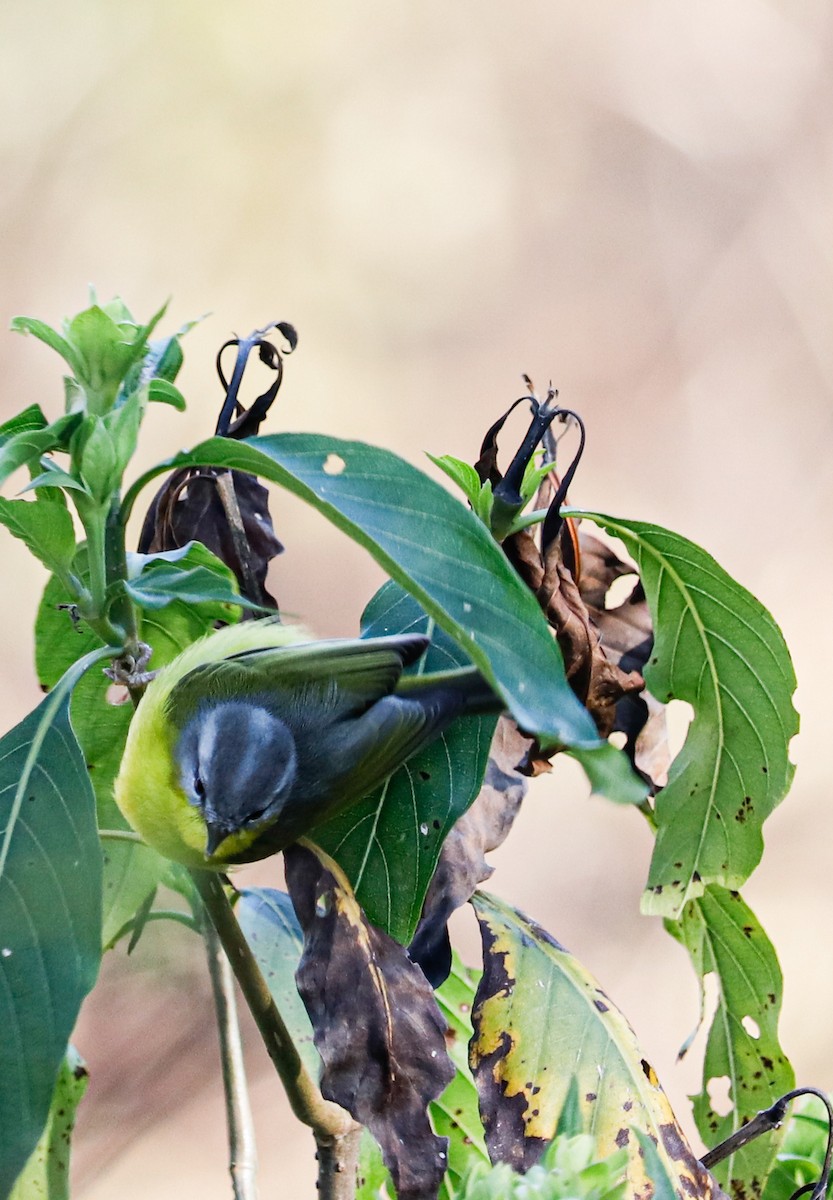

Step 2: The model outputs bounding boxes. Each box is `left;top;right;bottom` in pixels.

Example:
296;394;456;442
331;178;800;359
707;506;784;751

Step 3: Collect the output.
190;871;356;1141
316;1126;363;1200
105;493;139;644
202;911;259;1200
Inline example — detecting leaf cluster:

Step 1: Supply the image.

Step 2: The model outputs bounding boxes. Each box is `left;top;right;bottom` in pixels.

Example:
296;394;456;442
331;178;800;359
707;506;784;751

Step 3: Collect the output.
0;299;805;1200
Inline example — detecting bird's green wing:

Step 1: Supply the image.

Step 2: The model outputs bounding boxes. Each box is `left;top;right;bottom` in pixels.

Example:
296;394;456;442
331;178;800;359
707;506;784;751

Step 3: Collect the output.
166;633;429;727
314;687;459;808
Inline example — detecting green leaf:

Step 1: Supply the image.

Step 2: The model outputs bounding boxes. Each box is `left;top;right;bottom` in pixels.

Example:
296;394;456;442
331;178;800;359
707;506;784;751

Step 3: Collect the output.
357;1130;393;1200
0;651;105;1197
21;460;90;495
426;453;485;506
103;391;144;482
124;540;267;615
0;413;82;491
124;563;265;613
0;404;48;446
469;891;724;1199
10;317;84;379
631;1130;679;1200
667;886;794;1194
519;456;557;505
235;887;321;1078
35;560;228;948
455;1135;628;1200
9;1046;89;1200
573;513;799;917
433;954;491;1194
147;378;186;410
125;435;644;803
762;1097;830;1200
312;581;497;943
0;495;77;580
65;305;155;411
77;415;118;502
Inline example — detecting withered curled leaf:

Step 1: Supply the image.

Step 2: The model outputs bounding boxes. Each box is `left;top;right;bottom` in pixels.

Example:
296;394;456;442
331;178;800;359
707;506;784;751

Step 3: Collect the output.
505;525;643;737
284;844;455;1200
577;532;671;791
138;468;282;611
137;322;295;611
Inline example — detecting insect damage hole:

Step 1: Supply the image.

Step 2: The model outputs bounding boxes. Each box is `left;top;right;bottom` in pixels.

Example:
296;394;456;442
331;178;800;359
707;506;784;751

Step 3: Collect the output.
741;1015;760;1040
322;453;346;476
604;573;639;610
706;1075;733;1117
666;699;694;760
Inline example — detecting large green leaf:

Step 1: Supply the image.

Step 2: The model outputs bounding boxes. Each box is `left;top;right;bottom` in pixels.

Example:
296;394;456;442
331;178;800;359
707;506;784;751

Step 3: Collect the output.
9;1046;89;1200
0;652;105;1197
469;892;725;1200
312;581;498;943
667;887;794;1197
123;435;645;803
235;887;321;1078
574;514;798;918
35;551;240;948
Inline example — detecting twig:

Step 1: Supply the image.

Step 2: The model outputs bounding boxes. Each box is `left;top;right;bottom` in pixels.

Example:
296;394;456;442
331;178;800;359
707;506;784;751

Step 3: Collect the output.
316;1125;363;1200
190;870;356;1142
203;911;259;1200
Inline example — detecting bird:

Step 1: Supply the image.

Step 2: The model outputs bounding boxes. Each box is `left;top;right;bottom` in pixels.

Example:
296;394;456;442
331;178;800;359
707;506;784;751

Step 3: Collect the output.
114;618;500;869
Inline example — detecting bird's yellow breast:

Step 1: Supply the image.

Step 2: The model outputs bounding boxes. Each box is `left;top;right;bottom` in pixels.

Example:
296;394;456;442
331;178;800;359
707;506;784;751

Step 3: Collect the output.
113;620;309;868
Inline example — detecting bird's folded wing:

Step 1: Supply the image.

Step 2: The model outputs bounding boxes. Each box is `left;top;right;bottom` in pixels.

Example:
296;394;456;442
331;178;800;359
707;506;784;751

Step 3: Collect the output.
317;689;460;806
166;633;430;725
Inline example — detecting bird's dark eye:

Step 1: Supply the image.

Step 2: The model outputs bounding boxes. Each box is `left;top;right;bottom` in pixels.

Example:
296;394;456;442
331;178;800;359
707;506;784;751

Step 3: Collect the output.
194;774;206;799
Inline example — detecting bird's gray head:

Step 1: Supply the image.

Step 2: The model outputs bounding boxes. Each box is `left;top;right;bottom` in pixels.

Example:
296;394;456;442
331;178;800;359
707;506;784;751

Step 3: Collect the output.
175;700;298;858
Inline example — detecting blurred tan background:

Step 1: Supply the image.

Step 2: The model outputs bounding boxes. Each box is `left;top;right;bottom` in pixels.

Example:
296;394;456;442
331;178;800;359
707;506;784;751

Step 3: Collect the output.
1;1;831;1195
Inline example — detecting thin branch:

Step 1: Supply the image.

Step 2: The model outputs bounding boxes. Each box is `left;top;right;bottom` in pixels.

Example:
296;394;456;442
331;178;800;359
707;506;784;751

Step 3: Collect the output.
203;911;259;1200
316;1125;363;1200
190;870;355;1140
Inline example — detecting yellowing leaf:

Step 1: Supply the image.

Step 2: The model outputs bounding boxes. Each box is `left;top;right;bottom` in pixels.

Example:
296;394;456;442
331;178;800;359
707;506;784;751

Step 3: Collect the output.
470;892;728;1200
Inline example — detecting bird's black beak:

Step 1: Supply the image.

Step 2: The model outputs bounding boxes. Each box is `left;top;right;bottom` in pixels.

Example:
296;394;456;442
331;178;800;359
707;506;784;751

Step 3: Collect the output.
204;821;231;858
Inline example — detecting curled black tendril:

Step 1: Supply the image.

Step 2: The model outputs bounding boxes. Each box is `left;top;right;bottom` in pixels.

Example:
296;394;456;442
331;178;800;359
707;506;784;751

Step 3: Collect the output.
539;408;585;554
701;1087;833;1200
494;384;562;507
214;320;297;439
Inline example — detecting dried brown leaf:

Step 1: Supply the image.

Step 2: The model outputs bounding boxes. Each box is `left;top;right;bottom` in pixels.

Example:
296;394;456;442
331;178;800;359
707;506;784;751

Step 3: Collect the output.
577;533;671;790
285;844;455;1200
138;467;282;611
505;528;643;737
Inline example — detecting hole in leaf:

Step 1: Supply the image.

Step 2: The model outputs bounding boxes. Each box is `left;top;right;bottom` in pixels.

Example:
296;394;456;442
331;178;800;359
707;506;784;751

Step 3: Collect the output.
666;699;694;760
106;684;131;706
608;730;627;750
323;454;346;476
678;972;720;1062
742;1015;761;1040
605;573;638;610
706;1075;733;1117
